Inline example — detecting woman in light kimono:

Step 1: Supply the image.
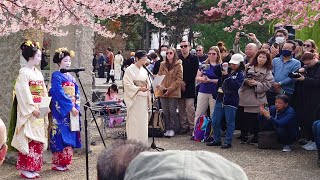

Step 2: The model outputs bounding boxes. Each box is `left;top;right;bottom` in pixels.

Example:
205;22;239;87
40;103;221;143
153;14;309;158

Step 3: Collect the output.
11;41;49;179
49;48;81;171
123;50;150;145
114;51;124;80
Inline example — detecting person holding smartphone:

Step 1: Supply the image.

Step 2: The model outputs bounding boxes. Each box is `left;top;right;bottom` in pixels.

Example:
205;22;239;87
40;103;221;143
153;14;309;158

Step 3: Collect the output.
238;50;274;144
206;54;245;149
259;94;298;152
156;47;183;137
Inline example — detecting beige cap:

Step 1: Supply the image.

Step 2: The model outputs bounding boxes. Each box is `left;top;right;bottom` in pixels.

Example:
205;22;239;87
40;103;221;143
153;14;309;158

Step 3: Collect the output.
124;150;248;180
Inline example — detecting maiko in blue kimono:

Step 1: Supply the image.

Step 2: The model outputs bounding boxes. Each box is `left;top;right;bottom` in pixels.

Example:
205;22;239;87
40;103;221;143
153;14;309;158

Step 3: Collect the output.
50;48;81;171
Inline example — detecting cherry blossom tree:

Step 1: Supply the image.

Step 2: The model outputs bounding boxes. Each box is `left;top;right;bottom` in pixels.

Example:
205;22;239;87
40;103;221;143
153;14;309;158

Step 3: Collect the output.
204;0;320;32
0;0;184;37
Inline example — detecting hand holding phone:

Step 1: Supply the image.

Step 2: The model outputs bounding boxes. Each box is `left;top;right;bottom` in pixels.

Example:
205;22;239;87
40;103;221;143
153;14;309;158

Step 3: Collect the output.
264;103;269;111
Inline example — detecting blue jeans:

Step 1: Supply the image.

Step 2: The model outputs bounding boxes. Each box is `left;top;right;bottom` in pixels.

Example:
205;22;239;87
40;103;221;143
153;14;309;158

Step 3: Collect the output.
276;127;297;145
212;102;237;145
312;120;320;149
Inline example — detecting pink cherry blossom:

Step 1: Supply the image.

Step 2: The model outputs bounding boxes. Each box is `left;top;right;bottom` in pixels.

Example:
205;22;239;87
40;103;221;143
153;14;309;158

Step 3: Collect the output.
0;0;184;37
204;0;320;31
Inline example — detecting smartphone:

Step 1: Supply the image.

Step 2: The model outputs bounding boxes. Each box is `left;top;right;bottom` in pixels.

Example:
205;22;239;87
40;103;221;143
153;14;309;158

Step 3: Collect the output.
264;103;269;111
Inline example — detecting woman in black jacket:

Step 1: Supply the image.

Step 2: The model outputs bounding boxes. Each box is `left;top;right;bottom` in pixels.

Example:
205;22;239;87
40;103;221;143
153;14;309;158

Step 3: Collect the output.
292;52;320;149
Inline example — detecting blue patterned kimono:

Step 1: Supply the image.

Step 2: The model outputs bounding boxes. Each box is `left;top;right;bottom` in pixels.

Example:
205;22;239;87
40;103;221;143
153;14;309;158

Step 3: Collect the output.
50;71;81;153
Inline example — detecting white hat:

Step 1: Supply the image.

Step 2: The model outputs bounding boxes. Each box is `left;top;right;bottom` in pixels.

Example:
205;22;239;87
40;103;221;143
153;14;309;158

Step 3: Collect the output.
147;49;155;55
229;53;244;64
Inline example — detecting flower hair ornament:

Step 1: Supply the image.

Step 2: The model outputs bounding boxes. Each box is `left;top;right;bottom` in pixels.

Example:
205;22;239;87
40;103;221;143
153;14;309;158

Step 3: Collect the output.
22;40;41;50
55;47;75;59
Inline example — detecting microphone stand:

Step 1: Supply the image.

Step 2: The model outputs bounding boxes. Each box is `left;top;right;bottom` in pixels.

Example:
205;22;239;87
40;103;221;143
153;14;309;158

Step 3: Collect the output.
144;66;164;151
73;72;106;180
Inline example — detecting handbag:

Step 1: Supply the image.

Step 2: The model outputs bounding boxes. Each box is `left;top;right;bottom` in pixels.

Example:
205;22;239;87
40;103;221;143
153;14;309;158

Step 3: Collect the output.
257;131;281;149
109;69;115;76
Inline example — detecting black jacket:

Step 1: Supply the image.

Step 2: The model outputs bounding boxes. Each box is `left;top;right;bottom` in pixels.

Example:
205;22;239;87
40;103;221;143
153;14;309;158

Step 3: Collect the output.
178;53;199;98
293;62;320;138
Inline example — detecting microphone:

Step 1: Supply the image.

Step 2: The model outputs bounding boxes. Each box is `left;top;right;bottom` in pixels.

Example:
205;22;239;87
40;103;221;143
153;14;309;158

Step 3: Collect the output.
143;65;153;76
60;68;85;73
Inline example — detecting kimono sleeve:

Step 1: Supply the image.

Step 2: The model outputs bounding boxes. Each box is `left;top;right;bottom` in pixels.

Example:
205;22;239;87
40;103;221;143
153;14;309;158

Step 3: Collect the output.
73;76;81;111
15;71;35;116
123;68;140;99
50;72;73;118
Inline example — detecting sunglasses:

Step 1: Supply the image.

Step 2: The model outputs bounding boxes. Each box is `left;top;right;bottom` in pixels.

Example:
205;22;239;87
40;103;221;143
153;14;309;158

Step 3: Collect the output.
303;44;311;48
166;52;174;55
208;53;217;55
180;45;188;48
196;50;202;52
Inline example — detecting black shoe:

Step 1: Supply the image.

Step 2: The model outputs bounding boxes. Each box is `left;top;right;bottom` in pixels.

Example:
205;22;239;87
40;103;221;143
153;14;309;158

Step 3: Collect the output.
221;144;232;149
206;141;222;146
190;136;194;140
298;139;308;145
179;127;190;135
240;136;248;144
247;136;258;144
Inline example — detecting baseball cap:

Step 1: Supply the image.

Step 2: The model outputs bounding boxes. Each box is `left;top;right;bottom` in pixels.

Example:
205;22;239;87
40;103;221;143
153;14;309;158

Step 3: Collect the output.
124;150;248;180
229;54;244;65
147;50;155;55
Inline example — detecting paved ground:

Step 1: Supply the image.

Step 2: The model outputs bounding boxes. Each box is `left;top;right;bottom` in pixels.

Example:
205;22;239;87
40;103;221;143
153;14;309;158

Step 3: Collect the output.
2;77;320;180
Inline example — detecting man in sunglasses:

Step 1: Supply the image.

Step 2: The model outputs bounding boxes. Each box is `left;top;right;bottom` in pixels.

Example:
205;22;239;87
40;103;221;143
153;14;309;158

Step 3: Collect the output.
0;118;7;166
196;45;207;63
177;40;199;135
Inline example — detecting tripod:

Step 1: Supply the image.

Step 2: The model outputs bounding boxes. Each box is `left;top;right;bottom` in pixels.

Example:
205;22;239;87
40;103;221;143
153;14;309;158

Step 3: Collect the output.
145;68;164;151
74;71;106;180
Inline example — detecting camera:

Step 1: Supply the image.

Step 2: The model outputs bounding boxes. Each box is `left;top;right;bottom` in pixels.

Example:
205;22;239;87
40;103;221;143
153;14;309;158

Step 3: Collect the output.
239;32;247;37
288;72;301;78
246;73;253;79
199;64;210;71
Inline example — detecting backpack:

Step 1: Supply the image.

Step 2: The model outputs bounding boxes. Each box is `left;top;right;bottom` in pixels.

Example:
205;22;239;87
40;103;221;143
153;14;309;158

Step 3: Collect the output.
194;115;212;142
148;110;165;137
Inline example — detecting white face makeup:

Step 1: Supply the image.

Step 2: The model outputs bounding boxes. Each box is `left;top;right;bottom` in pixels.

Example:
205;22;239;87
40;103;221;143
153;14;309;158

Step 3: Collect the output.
59;56;71;70
29;49;42;66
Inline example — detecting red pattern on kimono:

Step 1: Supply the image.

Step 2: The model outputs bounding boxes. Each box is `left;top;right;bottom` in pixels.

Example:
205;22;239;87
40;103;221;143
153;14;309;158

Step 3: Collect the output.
52;146;73;166
16;141;44;171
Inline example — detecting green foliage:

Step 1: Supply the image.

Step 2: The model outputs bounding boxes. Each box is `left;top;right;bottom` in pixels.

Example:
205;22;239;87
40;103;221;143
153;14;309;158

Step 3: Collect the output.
193;18;272;51
296;20;320;49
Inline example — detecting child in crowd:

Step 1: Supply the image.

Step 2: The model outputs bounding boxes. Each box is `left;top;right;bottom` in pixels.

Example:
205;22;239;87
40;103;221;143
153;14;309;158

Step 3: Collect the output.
105;84;124;128
105;84;120;102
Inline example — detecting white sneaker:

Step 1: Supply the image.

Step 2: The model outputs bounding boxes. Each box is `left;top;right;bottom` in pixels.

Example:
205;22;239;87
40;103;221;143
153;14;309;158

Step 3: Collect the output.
168;130;175;137
20;170;36;179
304;142;317;151
302;141;312;149
282;145;291;152
164;130;169;137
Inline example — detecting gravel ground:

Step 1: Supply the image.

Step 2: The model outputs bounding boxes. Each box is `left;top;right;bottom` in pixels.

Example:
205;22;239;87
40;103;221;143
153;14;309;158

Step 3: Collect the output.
2;79;320;179
1;130;320;180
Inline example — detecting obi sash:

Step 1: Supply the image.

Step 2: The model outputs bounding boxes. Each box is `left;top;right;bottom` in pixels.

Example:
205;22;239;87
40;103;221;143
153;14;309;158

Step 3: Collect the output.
29;80;44;103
